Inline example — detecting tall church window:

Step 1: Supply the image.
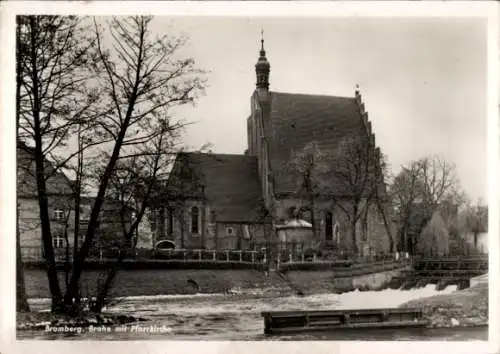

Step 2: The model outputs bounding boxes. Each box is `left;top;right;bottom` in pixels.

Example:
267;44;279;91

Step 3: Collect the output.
191;206;199;234
325;211;333;241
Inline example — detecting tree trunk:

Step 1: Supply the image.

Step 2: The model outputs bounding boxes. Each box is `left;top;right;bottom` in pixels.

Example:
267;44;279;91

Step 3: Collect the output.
350;203;359;256
71;140;82;304
16;20;30;314
64;217;70;287
350;218;358;256
309;194;317;240
375;198;394;253
64;89;141;306
92;254;124;312
34;137;63;312
16;203;30;313
29;17;63;311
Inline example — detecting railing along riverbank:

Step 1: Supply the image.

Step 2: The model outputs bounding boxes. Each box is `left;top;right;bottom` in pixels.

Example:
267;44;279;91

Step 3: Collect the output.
21;246;413;273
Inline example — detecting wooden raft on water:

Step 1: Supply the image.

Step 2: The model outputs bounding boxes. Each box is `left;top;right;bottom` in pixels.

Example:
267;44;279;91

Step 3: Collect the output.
261;308;427;335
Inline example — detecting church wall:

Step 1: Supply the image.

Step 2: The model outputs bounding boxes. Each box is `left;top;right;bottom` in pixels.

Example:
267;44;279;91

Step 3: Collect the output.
273;197;390;256
154;200;270;251
151;198;389;254
215;222;267;250
154;200;206;249
247;117;253;156
366;203;391;255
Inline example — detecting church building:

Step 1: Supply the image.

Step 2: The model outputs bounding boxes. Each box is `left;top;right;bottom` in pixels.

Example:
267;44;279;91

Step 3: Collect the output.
149;38;391;256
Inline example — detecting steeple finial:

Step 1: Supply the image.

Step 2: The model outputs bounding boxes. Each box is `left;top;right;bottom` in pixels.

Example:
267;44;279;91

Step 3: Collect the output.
260;29;265;56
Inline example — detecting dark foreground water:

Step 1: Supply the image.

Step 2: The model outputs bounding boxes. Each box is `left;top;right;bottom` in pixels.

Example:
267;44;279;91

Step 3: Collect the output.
19;285;487;341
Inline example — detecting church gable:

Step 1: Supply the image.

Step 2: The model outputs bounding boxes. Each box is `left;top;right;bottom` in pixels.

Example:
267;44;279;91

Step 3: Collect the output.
263;91;371;197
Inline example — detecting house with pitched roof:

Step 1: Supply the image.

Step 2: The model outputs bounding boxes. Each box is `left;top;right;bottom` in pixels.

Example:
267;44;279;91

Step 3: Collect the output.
17;142;135;260
17;142;76;260
149;39;391;256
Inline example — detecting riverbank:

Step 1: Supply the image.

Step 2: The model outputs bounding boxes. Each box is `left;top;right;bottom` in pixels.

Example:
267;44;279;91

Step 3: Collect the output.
399;282;488;328
24;266;411;299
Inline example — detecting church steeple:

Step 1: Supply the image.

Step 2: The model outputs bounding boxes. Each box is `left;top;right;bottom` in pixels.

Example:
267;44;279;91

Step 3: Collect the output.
255;30;270;90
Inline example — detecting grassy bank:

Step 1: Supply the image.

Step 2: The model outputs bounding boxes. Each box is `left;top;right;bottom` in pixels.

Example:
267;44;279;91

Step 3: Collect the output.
399;282;488;328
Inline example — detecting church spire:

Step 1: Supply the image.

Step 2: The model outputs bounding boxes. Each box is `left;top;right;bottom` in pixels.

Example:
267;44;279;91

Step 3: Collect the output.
255;30;270;90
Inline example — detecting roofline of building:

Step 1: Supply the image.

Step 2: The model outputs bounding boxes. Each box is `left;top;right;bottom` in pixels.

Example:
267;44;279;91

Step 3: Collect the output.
268;90;356;101
177;151;256;159
273;191;374;200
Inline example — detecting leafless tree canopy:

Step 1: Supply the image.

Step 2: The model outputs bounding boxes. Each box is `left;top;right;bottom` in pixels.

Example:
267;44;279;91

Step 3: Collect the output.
16;15;207;313
390;155;463;254
284;136;389;254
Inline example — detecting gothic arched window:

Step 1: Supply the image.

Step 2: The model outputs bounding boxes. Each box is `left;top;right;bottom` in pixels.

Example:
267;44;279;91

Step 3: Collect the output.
325;211;333;241
191;206;199;234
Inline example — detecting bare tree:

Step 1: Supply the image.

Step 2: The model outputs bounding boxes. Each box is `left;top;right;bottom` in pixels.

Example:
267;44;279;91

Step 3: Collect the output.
390;156;462;255
283;137;391;256
17;15;102;311
390;161;424;253
16;18;30;313
63;16;206;307
90;125;178;312
16;15;206;314
284;141;329;239
329;136;385;255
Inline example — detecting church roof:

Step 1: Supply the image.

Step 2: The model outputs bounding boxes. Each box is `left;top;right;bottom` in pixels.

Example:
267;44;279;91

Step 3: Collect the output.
168;153;265;223
264;91;369;196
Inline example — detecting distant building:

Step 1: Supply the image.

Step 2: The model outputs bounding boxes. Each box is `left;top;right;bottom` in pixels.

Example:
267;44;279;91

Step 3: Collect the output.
18;142;75;260
17;142;133;261
149;38;390;255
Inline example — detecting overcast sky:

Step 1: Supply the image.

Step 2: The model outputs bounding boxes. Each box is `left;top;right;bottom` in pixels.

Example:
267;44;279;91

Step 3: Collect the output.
148;17;487;201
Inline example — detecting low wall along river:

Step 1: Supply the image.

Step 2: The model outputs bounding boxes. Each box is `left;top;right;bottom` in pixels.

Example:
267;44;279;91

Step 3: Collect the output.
24;266;409;298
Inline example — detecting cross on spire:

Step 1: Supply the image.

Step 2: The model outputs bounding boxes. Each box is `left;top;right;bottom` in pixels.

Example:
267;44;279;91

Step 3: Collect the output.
260;28;265;51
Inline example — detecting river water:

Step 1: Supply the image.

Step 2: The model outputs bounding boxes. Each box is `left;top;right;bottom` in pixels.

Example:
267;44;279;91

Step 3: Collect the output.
20;285;488;341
